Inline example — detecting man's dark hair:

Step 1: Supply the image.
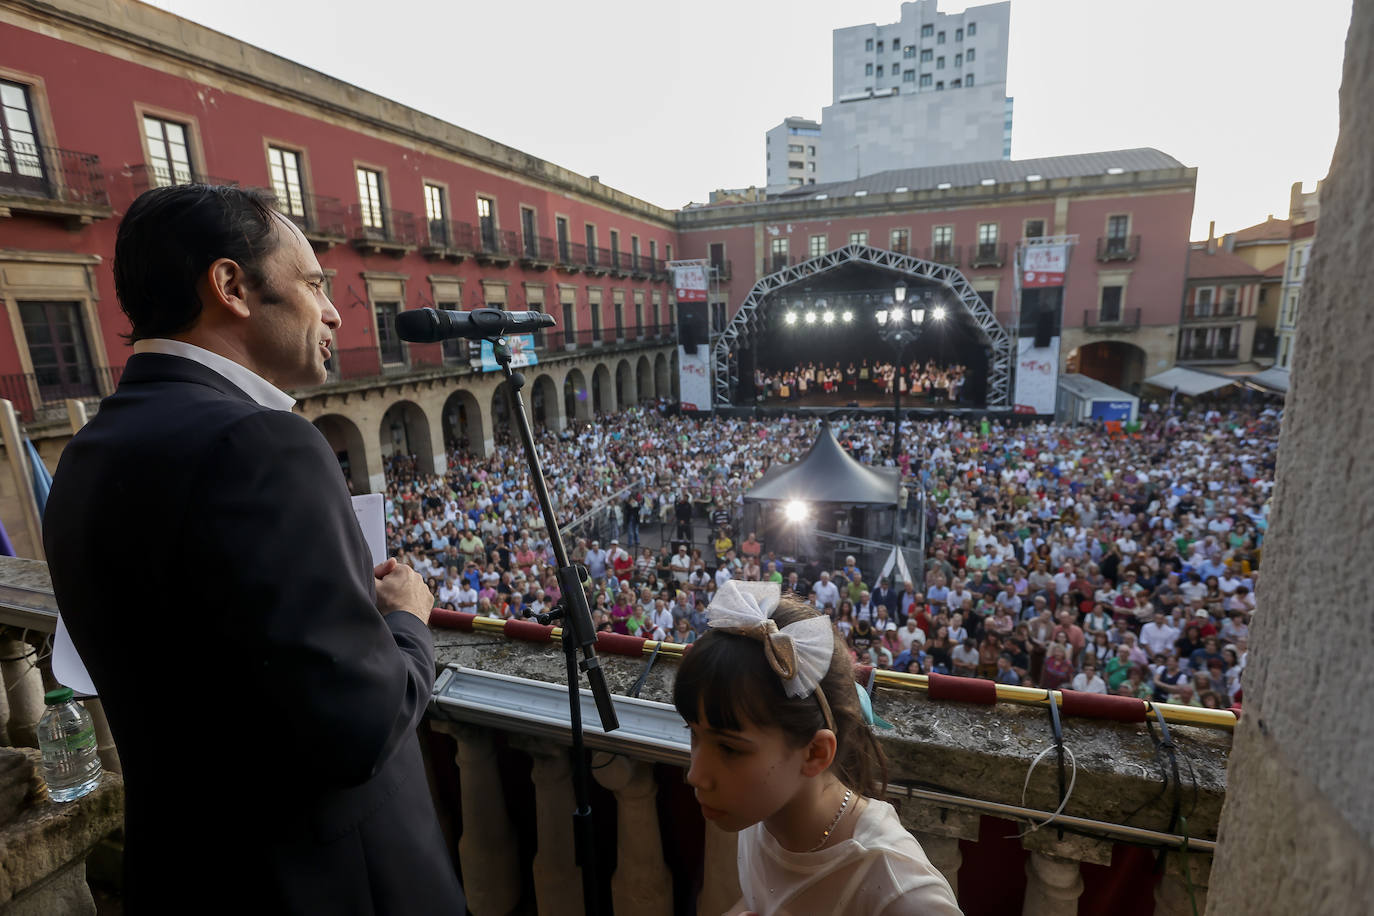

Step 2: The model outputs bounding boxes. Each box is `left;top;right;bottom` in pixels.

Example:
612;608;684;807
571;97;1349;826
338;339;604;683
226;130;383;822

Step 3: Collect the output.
113;184;281;342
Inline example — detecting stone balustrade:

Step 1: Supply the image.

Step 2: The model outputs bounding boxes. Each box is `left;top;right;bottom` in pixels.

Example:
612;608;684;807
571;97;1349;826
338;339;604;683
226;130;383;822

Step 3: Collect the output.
431;624;1229;915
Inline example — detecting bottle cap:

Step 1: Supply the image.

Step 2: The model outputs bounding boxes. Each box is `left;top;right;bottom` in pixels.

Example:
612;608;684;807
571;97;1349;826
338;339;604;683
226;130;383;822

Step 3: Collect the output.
44;687;74;706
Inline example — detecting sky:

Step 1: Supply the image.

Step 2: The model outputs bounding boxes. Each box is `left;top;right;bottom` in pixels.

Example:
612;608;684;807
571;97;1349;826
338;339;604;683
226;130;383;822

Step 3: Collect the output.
143;0;1354;240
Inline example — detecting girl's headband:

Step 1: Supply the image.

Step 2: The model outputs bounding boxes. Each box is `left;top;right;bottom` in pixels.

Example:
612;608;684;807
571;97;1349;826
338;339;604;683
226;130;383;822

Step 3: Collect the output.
706;581;837;734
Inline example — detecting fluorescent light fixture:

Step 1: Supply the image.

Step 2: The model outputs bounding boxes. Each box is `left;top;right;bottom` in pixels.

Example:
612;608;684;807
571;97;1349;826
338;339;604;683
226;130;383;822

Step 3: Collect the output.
894;186;909;193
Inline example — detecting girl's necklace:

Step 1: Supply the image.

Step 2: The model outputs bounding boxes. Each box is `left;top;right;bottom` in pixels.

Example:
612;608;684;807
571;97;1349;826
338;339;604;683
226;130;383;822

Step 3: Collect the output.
807;788;853;853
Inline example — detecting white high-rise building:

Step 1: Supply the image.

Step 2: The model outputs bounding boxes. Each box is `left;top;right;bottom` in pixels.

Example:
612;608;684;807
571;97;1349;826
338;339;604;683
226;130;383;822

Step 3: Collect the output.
820;0;1012;184
765;117;824;196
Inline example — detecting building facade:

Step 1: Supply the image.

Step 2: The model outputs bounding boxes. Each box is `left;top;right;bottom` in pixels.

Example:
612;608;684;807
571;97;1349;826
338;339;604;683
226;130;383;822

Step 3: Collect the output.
1178;246;1264;367
1277;220;1316;370
764;117;823;195
820;0;1012;183
0;0;681;554
681;148;1196;394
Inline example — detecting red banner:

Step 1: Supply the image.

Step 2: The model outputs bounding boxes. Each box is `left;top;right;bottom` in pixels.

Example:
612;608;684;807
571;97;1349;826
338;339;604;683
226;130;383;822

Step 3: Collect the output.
1022;245;1067;288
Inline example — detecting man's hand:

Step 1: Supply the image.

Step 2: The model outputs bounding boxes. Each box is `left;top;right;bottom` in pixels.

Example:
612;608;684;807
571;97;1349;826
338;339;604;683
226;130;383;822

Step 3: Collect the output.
374;558;434;625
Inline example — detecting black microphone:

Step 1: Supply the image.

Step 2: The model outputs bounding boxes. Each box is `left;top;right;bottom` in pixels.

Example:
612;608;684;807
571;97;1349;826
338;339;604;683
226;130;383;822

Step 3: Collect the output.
394;307;556;343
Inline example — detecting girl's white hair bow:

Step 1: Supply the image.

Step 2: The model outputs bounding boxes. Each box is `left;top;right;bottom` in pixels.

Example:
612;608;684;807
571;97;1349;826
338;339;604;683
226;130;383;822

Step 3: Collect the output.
705;581;837;729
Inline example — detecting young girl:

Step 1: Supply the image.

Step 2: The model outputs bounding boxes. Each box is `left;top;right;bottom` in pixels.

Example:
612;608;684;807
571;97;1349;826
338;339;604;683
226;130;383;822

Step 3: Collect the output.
675;581;961;915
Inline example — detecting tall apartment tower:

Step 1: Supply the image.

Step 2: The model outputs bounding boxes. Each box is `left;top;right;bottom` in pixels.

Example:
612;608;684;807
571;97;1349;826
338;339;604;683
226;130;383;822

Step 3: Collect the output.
765;117;824;195
820;0;1012;184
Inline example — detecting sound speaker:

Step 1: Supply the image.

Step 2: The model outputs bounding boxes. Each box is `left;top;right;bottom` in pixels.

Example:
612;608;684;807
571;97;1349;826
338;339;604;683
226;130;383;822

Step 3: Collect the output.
678;302;709;352
1034;309;1054;348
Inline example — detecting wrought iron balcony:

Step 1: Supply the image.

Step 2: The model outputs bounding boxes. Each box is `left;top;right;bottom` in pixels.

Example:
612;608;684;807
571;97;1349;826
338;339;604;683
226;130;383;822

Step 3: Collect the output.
0;141;111;224
710;259;732;280
275;192;348;250
1178;344;1241;363
475;228;518;265
1097;235;1141;262
630;254;650;279
0;366;121;424
348;206;419;256
584;246;612;276
609;250;631;278
520;235;556;269
969;241;1007;268
421;219;475;262
1083;307;1141;331
1183;302;1241;321
926;243;962;266
555;240;587;274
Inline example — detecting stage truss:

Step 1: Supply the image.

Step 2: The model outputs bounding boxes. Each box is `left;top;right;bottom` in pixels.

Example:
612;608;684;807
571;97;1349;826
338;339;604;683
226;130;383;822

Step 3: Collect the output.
711;244;1014;409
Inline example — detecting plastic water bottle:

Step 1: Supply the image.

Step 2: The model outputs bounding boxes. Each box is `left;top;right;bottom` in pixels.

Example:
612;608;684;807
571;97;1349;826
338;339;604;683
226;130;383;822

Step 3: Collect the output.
36;687;102;802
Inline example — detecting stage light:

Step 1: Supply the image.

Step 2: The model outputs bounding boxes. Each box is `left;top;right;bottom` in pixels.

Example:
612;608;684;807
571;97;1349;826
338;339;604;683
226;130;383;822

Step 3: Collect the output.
822;310;835;324
784;499;809;522
804;311;817;324
842;310;853;322
889;307;905;324
933;306;948;321
785;311;798;325
876;310;888;325
894;280;908;303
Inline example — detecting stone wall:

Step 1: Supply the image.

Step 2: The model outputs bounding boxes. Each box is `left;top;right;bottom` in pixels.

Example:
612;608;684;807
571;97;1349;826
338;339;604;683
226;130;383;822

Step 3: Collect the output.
1206;3;1374;912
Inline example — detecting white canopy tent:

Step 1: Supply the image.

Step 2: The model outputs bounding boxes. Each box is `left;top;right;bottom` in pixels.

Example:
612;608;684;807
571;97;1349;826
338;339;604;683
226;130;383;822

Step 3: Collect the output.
1142;367;1239;397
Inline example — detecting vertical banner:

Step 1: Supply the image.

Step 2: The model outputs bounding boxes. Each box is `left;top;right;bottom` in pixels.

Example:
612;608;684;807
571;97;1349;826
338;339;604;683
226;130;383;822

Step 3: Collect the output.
1014;337;1060;414
672;260;712;412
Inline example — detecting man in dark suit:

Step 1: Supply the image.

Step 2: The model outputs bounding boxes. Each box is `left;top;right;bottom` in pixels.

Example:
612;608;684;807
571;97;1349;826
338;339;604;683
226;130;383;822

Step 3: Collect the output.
43;186;464;913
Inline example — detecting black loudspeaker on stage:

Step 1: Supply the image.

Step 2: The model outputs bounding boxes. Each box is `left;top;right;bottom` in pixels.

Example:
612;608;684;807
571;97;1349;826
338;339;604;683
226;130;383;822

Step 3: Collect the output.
677;302;709;354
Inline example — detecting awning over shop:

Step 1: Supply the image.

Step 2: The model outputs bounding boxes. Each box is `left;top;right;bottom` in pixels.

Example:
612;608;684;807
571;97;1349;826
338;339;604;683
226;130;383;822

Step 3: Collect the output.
1245;366;1291;393
1142;367;1239;397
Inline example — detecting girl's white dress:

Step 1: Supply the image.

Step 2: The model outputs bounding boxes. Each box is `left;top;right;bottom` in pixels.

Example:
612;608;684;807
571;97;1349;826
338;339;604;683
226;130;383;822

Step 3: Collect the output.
737;799;962;915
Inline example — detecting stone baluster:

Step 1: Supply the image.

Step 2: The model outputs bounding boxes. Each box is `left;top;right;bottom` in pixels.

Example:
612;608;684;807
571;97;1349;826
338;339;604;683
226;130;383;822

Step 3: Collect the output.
697;820;741;916
1;637;45;748
510;735;583;916
1021;852;1084;916
436;722;520;916
591;753;672;916
1154;851;1210;916
895;802;978;898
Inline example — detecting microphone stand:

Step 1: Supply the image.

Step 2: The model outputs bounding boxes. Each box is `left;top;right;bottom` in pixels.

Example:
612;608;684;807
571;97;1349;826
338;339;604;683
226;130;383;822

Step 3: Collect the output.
488;335;618;916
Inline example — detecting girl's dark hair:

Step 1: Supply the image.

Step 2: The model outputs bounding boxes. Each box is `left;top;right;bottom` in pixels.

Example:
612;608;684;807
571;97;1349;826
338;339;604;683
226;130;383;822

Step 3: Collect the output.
113;184;281;342
673;596;888;796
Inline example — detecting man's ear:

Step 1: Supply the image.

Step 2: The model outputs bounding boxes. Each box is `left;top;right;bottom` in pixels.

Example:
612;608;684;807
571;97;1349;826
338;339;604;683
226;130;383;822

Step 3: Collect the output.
202;257;253;320
799;728;838;778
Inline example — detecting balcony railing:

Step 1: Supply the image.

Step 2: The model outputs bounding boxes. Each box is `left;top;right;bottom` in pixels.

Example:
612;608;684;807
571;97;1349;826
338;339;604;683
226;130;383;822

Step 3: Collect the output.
348;206;419;255
275;192;348;247
1097;235;1141;261
584;246;613;275
521;234;556;267
609;250;630;277
926;243;962;266
319;325;677;382
0;141;110;211
0;366;121;423
555;240;586;272
710;259;732;280
476;228;518;264
1178;344;1241;362
421;219;476;260
969;241;1007;268
1083;307;1141;330
128;164;239;193
1183;302;1241;321
763;254;795;274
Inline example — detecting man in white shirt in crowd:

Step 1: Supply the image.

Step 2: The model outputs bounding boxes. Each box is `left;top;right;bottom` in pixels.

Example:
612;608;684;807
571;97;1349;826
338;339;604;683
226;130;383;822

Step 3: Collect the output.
670;545;692;584
854;590;877;624
455;579;478;616
812;572;840;610
896;616;926;653
1141;611;1181;658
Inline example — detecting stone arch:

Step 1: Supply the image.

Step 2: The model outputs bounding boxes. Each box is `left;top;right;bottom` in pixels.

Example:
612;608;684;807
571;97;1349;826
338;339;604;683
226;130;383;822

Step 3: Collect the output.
654;352;670;400
379;400;435;473
490;380;515;444
312;413;371;495
529;371;564;430
442;388;483;456
564;367;592;423
1066;340;1147;392
614;358;636;407
670;349;680;400
592;362;615;415
712;243;1014;407
636;354;654;401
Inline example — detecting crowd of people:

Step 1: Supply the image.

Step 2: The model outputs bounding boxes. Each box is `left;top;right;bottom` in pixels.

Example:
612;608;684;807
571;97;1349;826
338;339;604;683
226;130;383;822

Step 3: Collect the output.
382;398;1275;710
754;359;969;403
